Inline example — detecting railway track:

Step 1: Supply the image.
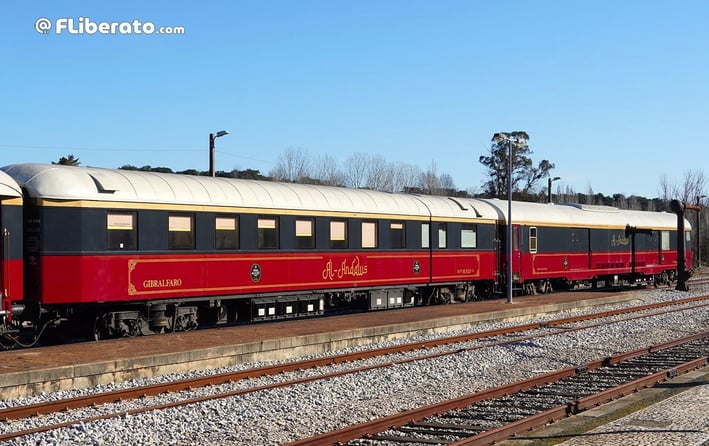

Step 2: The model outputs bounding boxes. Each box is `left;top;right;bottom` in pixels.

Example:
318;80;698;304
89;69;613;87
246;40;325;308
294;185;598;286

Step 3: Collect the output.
1;294;708;443
285;332;709;445
689;276;709;287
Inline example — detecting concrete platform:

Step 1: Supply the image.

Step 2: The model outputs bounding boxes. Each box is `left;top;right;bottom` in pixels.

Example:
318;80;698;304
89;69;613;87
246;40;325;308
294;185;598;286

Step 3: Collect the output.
0;291;635;399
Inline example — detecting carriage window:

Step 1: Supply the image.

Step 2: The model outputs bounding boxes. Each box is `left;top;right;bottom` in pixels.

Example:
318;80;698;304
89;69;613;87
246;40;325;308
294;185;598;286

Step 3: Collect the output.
529;227;537;253
107;212;137;250
169;214;194;250
461;223;477;248
362;221;377;248
258;217;279;249
330;220;348;249
661;231;670;251
438;223;447;249
421;223;430;249
216;216;239;250
296;218;315;249
390;222;405;249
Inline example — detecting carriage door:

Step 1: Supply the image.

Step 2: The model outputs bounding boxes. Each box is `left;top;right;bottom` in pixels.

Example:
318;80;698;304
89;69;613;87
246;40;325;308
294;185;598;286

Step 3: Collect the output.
0;201;10;302
0;200;9;313
660;230;670;265
512;225;522;282
0;195;24;314
1;202;4;299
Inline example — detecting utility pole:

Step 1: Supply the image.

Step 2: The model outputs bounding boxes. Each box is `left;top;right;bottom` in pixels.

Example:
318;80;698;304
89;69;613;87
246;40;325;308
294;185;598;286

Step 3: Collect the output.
697;195;706;268
548;176;561;203
209;130;229;177
670;200;701;291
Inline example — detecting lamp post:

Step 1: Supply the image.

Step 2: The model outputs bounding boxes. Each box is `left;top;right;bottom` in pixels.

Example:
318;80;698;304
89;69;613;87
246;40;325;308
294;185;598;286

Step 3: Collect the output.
209;130;230;177
492;132;522;304
547;176;561;203
698;195;706;268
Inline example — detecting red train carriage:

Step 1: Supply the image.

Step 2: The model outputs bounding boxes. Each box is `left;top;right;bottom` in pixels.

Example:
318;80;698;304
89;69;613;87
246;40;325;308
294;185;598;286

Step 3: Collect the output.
481;200;690;294
0;164;498;341
0;171;23;327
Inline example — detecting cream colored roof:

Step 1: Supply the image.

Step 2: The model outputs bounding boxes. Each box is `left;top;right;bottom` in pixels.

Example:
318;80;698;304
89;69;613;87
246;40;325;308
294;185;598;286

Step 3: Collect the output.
412;195;499;221
0;164;438;217
2;164;683;229
0;170;22;198
480;199;687;231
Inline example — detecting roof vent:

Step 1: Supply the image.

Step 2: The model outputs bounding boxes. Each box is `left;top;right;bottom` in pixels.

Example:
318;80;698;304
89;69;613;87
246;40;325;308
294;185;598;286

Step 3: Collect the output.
448;197;483;217
558;203;619;213
448;197;467;210
88;172;119;194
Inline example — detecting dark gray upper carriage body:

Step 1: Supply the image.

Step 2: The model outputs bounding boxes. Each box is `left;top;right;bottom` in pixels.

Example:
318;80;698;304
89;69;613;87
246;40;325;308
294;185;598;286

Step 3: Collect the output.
484;199;684;257
0;163;500;255
0;168;23;269
0;171;22;252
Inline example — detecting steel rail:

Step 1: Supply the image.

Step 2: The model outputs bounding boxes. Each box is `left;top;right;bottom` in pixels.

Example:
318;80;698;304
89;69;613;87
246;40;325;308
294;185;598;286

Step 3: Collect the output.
285;331;709;446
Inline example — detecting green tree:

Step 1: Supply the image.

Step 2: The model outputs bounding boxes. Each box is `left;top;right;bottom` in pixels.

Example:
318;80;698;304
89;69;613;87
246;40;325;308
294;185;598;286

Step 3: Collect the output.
230;168;266;180
52;154;81;166
479;132;555;199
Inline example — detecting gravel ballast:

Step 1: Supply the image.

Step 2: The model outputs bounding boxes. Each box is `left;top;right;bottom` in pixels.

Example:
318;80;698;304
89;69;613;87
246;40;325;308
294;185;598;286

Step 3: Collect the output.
2;284;709;446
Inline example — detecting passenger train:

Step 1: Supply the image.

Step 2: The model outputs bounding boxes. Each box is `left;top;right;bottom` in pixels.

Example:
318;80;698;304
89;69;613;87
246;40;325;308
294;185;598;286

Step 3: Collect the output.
0;163;692;346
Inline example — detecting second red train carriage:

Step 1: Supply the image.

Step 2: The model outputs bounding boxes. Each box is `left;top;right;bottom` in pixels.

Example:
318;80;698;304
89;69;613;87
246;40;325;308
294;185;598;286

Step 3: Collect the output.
480;199;689;294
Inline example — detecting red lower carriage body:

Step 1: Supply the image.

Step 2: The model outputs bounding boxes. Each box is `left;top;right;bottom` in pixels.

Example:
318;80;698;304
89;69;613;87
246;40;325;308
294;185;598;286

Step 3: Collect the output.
518;249;686;288
32;249;498;306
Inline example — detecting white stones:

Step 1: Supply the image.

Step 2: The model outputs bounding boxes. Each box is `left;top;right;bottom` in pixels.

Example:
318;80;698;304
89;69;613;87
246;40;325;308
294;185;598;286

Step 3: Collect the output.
2;284;708;445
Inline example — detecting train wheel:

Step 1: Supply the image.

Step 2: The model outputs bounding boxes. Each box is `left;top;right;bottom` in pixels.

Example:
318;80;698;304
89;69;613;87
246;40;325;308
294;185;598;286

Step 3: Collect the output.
523;283;536;295
92;315;107;341
476;283;494;300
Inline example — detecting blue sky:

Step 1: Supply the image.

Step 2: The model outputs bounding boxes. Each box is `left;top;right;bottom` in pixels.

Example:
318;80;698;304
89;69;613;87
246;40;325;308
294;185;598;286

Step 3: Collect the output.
1;1;707;198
